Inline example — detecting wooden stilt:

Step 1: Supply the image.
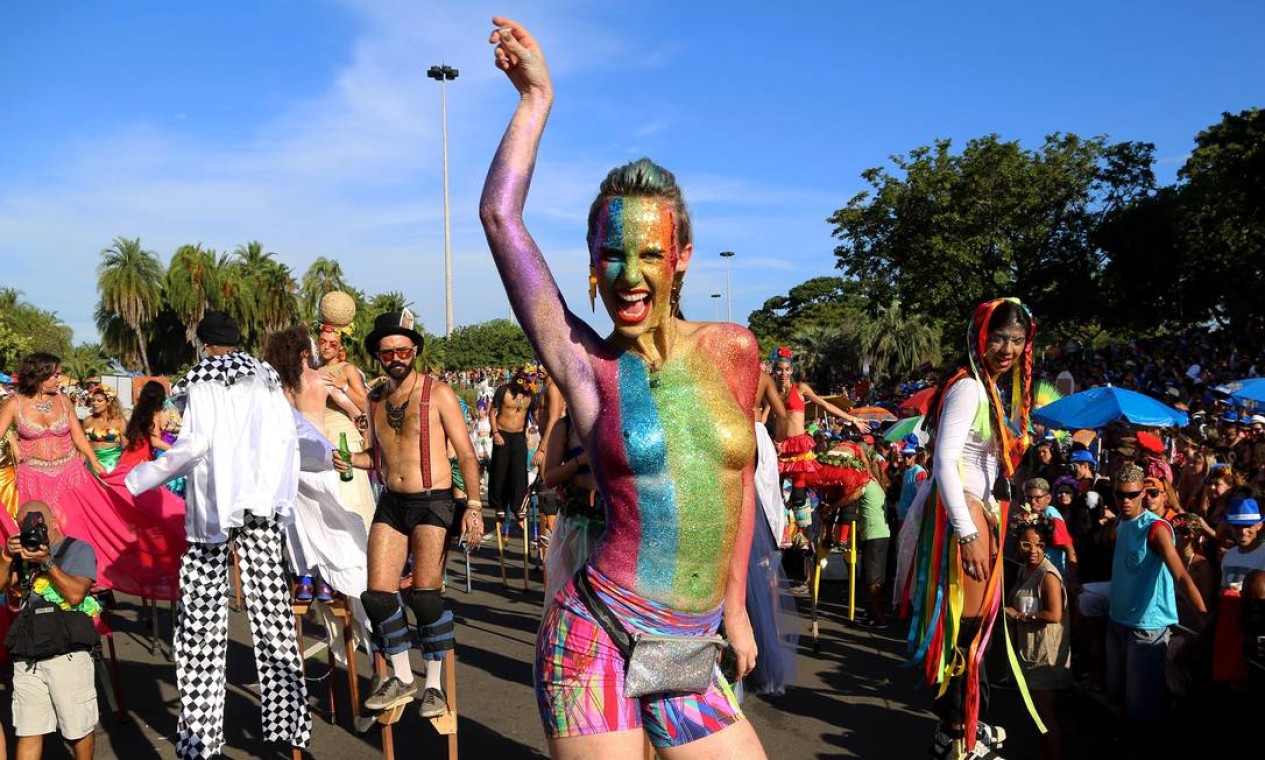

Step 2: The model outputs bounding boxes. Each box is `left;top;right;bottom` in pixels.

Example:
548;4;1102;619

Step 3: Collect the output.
495;519;508;587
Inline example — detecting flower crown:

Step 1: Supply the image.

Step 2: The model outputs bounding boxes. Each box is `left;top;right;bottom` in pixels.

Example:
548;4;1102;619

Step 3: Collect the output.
88;385;116;400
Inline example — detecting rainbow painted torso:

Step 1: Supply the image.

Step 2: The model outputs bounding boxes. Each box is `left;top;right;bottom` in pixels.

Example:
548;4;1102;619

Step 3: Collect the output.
587;348;754;613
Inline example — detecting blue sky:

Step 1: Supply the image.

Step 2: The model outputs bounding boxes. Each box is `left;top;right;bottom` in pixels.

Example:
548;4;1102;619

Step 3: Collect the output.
2;1;1261;345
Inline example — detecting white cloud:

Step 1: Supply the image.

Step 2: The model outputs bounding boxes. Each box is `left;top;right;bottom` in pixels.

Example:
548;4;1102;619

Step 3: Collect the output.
0;1;836;347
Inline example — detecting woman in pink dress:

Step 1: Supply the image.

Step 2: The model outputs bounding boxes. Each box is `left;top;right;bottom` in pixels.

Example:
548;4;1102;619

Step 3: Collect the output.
0;353;184;600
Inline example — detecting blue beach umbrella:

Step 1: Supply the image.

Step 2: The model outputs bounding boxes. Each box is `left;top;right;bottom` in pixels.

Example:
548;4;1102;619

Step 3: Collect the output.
1218;378;1265;411
1032;386;1188;430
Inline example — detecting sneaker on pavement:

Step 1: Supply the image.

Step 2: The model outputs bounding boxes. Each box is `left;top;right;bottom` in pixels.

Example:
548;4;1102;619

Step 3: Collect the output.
363;676;420;712
418;687;448;718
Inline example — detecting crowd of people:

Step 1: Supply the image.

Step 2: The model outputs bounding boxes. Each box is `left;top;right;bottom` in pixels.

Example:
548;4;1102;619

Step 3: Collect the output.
0;17;1259;760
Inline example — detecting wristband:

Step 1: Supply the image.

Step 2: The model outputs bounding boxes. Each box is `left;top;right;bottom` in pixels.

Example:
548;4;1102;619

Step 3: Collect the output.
465;501;483;510
957;532;980;547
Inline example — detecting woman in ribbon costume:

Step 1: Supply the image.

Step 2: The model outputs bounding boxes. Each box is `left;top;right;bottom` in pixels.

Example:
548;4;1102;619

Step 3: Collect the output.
899;298;1038;759
480;18;765;759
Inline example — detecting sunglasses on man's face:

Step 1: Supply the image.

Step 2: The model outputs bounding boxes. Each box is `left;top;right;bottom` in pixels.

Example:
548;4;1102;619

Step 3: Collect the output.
1144;488;1162;498
377;347;416;362
1115;489;1143;501
1019;540;1046;552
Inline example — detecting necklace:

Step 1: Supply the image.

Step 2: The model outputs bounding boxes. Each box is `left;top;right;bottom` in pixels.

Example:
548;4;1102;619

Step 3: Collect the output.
385;374;418;437
33;398;54;414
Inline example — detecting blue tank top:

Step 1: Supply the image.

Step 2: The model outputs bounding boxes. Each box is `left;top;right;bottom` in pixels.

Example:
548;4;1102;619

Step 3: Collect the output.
1108;510;1177;629
898;464;926;520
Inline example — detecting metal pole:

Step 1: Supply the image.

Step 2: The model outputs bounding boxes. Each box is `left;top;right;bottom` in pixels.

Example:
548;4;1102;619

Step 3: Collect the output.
441;79;453;337
719;251;735;322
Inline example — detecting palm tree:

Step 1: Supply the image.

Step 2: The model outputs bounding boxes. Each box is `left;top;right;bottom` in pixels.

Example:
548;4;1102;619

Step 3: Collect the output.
215;253;258;345
166;244;222;343
234;242;298;342
64;343;108;385
97;237;165;374
854;298;942;382
300;257;349;321
792;323;853;388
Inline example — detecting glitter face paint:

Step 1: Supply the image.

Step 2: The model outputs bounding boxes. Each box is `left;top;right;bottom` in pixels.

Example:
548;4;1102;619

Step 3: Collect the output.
592;197;678;337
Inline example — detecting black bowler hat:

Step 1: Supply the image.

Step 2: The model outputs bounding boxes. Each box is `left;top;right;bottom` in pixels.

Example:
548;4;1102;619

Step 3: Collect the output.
364;312;424;356
196;310;241;346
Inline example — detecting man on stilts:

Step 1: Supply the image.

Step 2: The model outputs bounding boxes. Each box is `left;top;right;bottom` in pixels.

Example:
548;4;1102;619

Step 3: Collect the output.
126;311;311;759
335;312;483;717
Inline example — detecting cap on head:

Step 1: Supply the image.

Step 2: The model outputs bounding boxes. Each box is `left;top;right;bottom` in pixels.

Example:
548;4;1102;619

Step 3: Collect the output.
1070;450;1096;466
196;311;241;347
1224;497;1263;526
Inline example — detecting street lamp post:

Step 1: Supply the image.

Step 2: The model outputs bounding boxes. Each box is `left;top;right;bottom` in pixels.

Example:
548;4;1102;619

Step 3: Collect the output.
428;63;459;336
719;251;735;322
711;293;722;321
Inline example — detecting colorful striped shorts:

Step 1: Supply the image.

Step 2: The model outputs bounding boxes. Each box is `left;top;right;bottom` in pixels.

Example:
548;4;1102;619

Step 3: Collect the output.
534;566;744;748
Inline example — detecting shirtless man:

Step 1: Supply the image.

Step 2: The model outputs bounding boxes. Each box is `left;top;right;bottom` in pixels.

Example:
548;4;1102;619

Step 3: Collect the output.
489;370;537;520
335;312;482;718
316;328;375;526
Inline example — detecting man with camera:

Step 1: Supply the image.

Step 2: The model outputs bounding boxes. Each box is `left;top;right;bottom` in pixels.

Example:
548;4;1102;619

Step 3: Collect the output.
0;500;99;760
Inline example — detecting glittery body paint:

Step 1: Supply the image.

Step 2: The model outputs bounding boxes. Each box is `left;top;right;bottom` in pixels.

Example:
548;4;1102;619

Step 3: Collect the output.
480;96;759;615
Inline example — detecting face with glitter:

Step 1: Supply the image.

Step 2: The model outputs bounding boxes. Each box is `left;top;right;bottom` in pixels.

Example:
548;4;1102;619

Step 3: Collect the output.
592;197;692;341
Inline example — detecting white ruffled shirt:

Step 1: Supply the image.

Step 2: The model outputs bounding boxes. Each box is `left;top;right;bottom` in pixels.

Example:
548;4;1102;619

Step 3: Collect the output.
126;371;300;544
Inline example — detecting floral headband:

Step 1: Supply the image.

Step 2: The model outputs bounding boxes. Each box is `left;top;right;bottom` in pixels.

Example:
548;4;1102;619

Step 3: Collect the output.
88;385;116;400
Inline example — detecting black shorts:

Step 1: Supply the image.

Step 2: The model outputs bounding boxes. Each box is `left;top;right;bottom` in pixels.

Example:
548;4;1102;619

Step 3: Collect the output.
861;537;890;587
373;490;455;535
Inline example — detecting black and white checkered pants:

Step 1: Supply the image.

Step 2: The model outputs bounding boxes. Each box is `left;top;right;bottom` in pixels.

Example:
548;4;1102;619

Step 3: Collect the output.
174;514;311;760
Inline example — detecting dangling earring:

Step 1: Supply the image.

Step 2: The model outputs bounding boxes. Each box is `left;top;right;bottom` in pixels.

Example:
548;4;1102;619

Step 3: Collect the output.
670;276;684;317
588;267;598;313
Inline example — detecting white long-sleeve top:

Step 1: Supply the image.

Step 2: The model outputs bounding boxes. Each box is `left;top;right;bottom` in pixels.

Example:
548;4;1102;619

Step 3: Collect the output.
126;372;300;544
932;377;998;538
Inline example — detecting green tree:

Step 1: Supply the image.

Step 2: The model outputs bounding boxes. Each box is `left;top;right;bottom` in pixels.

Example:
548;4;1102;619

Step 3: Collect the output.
63;343;109;384
300;257;349;322
747;276;866;354
0;288;72;369
851;298;942;382
233;241;298;342
829;134;1155;343
97;237;165;374
442;319;535;369
1174;108;1265;326
166;244;222;343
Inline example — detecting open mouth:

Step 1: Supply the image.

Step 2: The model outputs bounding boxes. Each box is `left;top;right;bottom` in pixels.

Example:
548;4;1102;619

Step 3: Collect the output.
614;289;652;325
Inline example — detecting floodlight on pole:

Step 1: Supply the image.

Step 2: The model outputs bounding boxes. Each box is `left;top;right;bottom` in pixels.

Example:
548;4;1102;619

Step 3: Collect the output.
427;63;459;336
718;251;735;322
711;293;722;321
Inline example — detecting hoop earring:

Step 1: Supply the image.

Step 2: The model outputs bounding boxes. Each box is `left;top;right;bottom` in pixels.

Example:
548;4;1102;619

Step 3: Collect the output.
588;267;598;313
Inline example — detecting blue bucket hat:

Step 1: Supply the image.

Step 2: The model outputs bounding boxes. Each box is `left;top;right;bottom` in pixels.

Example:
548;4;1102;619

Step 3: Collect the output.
1070;450;1096;466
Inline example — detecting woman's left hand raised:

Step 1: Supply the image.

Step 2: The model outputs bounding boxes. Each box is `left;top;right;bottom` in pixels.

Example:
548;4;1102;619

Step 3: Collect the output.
489;17;552;98
724;608;758;680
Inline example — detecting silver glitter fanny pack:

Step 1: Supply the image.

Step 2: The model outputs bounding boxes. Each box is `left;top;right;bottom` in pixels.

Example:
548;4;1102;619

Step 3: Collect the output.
574;570;726;699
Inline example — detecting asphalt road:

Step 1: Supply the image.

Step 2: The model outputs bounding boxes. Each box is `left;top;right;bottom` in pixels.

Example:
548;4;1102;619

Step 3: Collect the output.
0;537;1133;760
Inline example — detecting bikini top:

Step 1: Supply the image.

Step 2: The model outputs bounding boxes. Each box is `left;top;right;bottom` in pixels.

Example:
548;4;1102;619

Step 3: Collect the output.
85;426;121;444
786;384;806;413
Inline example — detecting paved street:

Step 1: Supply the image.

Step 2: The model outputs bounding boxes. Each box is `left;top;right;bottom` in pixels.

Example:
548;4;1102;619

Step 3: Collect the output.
0;538;1124;759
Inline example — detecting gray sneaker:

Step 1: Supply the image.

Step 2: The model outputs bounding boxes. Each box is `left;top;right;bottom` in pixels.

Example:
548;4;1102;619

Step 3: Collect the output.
418;687;448;718
364;676;420;712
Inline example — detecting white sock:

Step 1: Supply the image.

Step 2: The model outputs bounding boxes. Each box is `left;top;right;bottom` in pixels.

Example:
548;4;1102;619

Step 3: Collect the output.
424;657;443;691
390;651;414;684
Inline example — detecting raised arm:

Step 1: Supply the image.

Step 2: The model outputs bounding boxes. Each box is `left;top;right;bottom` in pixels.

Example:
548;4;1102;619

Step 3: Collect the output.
478;17;600;429
799;382;861;426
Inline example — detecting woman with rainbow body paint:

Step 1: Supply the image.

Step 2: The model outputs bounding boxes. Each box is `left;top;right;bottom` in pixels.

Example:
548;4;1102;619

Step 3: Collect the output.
480;18;766;759
898;298;1039;760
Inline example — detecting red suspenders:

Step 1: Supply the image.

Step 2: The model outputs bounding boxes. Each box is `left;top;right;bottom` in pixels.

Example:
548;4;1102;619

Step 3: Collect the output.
369;374;435;490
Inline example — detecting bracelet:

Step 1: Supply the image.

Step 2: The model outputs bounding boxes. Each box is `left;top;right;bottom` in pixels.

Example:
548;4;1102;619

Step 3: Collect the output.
464;501;483;510
957;532;980;547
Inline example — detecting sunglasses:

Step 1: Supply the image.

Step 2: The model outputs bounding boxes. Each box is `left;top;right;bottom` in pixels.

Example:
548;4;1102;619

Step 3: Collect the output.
1115;489;1143;501
377;347;417;362
1144;488;1162;498
1055;489;1075;496
1019;540;1047;552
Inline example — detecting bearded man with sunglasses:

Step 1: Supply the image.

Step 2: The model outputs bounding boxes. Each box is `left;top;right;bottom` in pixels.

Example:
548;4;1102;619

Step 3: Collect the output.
1105;464;1206;733
335;312;483;719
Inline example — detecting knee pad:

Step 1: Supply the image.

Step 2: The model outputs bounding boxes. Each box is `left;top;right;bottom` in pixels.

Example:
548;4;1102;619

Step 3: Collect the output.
410;589;454;662
361;590;410;655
